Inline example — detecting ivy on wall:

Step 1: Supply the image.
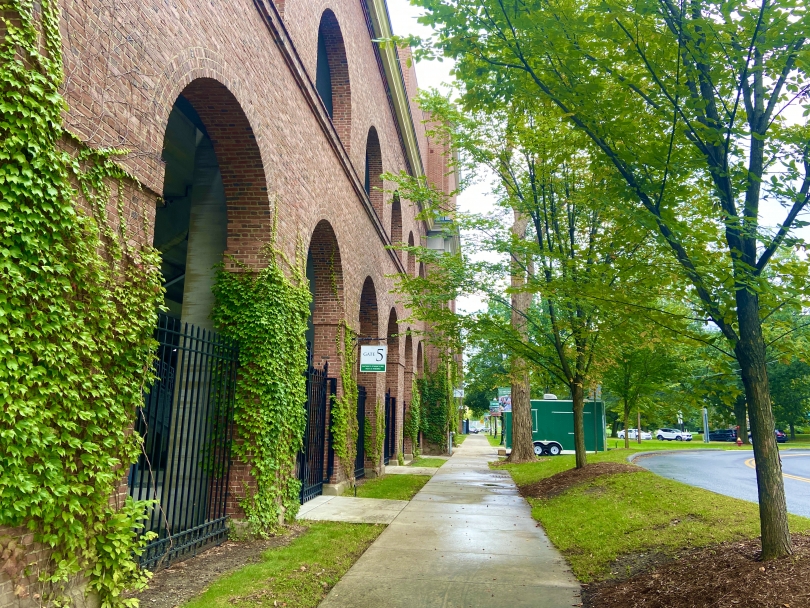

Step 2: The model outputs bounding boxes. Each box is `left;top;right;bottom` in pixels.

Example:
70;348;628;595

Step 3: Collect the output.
419;358;456;451
0;0;162;605
364;398;386;475
211;225;311;532
403;376;421;459
331;322;359;485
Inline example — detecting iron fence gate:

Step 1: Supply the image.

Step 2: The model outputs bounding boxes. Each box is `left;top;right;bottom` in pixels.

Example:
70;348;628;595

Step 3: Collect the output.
355;386;366;479
383;391;391;465
298;362;329;503
129;313;238;570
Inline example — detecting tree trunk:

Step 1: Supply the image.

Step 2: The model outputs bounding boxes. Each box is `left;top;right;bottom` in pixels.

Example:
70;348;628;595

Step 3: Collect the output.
610;419;619;441
734;393;749;445
572;381;587;468
736;290;791;559
507;210;534;463
623;401;630;449
789;423;795;440
508;362;534;462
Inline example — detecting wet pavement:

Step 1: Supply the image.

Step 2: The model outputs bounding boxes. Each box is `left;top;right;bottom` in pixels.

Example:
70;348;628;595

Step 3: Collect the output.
635;449;810;518
317;434;581;608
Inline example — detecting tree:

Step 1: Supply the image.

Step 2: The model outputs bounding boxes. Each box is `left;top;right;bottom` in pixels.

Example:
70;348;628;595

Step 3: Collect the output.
602;332;680;448
412;0;810;559
392;94;666;468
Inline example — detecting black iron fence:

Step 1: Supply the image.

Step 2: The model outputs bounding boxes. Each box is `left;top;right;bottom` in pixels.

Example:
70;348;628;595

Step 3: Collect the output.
355;386;366;479
298;362;330;503
129;313;238;570
383;391;392;465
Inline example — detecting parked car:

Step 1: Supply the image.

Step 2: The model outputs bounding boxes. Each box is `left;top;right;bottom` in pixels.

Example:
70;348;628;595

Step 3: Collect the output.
655;428;693;441
708;428;737;442
748;429;788;444
617;428;653;440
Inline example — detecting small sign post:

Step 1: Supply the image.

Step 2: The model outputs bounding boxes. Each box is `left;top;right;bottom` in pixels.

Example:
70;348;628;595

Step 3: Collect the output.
359;345;388;373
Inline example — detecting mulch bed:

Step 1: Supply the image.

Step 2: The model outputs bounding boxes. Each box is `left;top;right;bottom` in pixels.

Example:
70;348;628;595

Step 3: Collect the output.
130;525;306;608
519;462;642;499
583;535;810;608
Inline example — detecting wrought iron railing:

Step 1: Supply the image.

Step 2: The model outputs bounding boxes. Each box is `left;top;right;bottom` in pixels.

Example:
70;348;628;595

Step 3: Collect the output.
129;313;238;570
355;386;366;480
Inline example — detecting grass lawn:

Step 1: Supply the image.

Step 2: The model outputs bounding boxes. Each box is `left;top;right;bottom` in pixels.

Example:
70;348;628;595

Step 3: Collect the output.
410;457;446;468
485;433;503;448
184;522;383;608
354;474;430;500
454;433;468;446
499;449;810;582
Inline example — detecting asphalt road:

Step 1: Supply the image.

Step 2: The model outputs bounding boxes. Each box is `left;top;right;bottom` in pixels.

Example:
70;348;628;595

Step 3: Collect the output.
635;449;810;519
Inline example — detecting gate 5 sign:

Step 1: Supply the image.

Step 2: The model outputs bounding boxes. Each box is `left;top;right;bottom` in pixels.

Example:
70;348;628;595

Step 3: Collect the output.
360;345;387;372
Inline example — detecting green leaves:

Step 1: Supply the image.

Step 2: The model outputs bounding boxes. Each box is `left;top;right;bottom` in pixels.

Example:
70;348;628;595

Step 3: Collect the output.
0;0;162;603
211;235;310;534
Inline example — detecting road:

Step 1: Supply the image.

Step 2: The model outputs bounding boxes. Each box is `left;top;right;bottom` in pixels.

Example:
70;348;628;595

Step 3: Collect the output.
635;449;810;518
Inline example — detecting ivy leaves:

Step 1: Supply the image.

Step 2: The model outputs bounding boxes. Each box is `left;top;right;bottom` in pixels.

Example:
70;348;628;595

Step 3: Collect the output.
212;241;311;533
1;0;162;604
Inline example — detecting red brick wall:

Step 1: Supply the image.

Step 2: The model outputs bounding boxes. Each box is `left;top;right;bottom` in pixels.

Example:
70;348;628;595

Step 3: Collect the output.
3;0;457;600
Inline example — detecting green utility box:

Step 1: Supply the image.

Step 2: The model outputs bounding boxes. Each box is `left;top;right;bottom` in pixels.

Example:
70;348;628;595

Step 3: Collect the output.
503;400;607;452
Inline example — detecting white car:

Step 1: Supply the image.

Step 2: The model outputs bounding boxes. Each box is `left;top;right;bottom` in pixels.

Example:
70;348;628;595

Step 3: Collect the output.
656;428;693;441
617;428;652;440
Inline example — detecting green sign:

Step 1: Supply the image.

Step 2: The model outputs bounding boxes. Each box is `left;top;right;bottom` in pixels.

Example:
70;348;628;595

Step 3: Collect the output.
497;387;511;397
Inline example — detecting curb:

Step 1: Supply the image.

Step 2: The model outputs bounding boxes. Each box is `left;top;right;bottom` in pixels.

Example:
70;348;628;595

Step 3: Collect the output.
627;449;734;464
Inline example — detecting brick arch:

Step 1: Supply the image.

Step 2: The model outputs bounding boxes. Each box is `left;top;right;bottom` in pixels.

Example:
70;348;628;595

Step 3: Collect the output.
386;307;402;459
403;331;415;456
317;10;352;150
307;219;344;368
416;341;424;379
407;231;415;276
391;192;403;257
173;78;271;264
365;127;383;219
358;276;381;471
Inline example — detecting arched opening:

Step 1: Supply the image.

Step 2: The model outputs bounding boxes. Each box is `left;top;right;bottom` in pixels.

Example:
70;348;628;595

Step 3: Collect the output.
403;332;414;458
306;221;344;368
316;10;351;148
416;341;424;378
133;79;270;566
419;261;426;279
391;192;402;258
407;232;415;276
385;308;401;464
358;277;380;473
365;127;383;218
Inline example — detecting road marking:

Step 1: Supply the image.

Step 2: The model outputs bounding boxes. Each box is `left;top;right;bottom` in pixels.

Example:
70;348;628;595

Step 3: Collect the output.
745;455;810;484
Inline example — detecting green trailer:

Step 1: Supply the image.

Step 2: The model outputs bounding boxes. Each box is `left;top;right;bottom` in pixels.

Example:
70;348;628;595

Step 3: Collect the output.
503;399;606;455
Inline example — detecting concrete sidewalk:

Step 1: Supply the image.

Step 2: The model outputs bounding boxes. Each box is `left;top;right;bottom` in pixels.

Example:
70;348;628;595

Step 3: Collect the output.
318;434;581;608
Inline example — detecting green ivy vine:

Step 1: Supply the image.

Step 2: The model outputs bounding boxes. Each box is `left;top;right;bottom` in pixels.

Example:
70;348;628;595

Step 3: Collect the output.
419;359;455;450
330;321;359;485
403;376;421;459
1;0;162;605
211;219;310;533
364;398;386;474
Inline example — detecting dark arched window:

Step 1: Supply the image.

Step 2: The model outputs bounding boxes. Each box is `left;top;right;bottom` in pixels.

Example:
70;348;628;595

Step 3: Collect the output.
315;11;351;147
365;127;383;217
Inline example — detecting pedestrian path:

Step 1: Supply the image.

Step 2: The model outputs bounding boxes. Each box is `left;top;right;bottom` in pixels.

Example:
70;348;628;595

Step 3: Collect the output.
297;495;409;524
318;434;582;608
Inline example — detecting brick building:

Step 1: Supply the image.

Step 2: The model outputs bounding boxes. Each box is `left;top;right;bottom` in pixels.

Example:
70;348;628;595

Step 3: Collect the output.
0;0;457;605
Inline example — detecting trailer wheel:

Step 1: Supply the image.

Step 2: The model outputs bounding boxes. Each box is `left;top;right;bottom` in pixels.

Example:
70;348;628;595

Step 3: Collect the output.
547;443;562;456
533;442;545;456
